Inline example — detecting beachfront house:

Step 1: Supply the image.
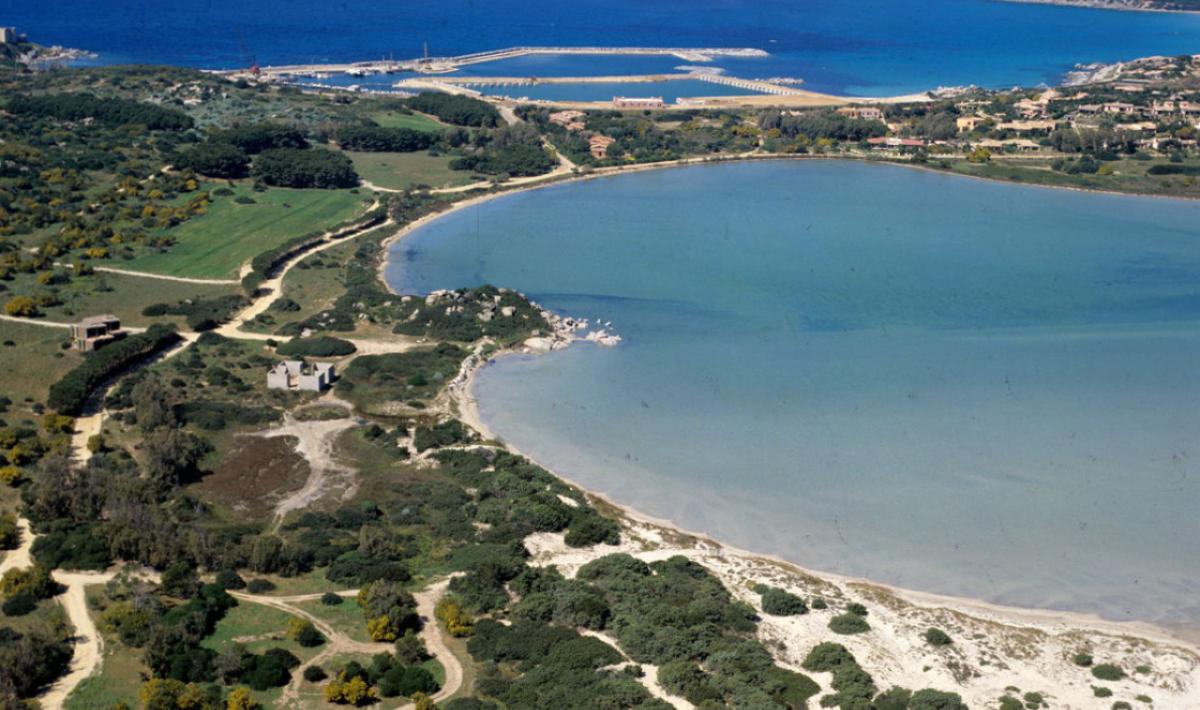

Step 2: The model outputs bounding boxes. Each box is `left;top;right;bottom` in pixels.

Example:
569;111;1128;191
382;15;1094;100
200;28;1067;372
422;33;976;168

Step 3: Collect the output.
267;360;336;392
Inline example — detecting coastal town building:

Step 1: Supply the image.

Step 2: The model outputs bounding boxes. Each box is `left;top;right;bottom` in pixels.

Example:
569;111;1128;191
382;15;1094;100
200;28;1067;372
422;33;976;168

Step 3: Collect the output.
956;116;986;132
549;110;586;131
0;27;18;44
994;119;1058;134
588;134;616;159
613;96;664;109
267;360;336;392
837;106;884;121
975;138;1043;153
865;137;925;152
70;314;124;352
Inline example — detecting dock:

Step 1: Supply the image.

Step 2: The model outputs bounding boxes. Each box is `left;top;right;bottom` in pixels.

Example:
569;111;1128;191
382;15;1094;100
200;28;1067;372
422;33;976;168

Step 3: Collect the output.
223;46;769;80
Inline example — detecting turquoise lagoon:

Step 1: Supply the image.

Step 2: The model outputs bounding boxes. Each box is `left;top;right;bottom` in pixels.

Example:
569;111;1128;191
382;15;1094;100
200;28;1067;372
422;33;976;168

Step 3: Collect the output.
386;161;1200;624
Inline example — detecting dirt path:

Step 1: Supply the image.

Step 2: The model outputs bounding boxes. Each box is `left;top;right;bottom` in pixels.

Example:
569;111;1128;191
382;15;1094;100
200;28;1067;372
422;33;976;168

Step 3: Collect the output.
40;570;118;710
215;211;392;339
410;579;463;706
0;314;73;329
263;411;360;529
578;629;692;709
0;517;34;576
54;262;240;285
233;578;465;709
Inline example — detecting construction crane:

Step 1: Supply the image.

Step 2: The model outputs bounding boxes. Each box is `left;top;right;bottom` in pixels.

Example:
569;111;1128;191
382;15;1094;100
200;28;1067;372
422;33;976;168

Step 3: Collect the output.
236;28;259;77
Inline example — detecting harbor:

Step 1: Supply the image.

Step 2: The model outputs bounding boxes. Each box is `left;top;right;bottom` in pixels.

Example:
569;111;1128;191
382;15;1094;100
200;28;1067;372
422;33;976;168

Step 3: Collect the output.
210;44;841;108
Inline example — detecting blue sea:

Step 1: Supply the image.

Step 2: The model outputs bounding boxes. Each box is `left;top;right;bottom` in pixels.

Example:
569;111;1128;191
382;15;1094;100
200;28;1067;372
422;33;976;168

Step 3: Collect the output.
387;161;1200;625
8;0;1200;95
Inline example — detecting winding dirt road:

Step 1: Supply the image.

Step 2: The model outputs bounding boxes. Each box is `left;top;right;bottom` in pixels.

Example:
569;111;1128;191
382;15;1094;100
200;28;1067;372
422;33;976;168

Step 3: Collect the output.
233;579;464;709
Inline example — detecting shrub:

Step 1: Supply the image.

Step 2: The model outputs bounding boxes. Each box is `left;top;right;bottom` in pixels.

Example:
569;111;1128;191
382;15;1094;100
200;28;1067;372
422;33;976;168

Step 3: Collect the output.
287;618;325;647
923;628;953;646
909;689;968;710
2;591;37;616
563;515;620;548
276;336;356;357
321;591;344;605
802;642;856;672
1092;663;1125;681
215;569;246;590
1093;686;1113;697
4;296;39;317
811;596;828;609
246;578;276;594
829;613;870;635
846;602;868;616
760;586;808;616
1074;652;1094;667
303;665;328;682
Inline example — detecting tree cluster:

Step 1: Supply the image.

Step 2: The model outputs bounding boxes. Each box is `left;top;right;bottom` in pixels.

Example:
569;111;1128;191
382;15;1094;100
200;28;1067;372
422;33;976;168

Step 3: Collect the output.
7;92;194;130
403;93;501;127
251;147;359;189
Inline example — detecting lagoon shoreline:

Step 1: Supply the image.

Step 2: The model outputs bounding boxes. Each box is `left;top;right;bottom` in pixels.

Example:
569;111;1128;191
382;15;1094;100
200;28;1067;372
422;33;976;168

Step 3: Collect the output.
373;158;1200;705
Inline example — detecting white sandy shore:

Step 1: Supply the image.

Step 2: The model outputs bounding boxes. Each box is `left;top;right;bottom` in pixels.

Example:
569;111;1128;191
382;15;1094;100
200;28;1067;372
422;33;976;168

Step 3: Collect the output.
375;159;1200;707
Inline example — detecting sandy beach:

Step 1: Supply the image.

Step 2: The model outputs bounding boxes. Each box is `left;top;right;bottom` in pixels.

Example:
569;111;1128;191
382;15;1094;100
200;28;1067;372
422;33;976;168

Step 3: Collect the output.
375;161;1200;707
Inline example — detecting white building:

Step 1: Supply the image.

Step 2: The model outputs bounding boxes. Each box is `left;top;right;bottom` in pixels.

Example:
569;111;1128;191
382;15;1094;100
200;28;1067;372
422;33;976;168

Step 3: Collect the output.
267;360;336;392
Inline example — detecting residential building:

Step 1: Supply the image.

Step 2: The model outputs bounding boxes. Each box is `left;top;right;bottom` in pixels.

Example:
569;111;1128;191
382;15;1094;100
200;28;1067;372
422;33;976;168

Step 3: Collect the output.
956;115;986;132
976;138;1043;153
0;27;17;44
588;134;616;159
613;96;664;109
267;360;336;392
837;106;884;120
995;119;1058;133
70;314;124;352
865;137;925;151
548;110;586;131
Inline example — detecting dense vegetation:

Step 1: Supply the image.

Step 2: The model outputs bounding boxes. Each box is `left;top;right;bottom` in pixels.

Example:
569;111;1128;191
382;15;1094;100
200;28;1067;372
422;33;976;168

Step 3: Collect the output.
403;93;501;127
47;324;182;415
7;92;194;130
337;125;439;152
391;286;550;343
251;147;359;188
276;335;357;357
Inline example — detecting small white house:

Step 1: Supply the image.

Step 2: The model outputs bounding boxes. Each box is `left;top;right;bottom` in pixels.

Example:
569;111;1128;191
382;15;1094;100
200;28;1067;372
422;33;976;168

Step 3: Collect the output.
267;360;335;392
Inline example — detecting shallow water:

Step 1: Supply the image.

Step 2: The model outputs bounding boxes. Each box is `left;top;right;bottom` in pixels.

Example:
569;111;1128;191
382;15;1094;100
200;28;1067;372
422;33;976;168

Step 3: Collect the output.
387;161;1200;624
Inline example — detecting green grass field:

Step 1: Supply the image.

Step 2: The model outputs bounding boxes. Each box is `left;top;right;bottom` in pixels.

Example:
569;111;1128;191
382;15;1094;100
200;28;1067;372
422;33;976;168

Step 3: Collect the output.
12;270;240;329
0;320;84;409
370;110;447;132
928;156;1200;198
293;596;372;644
65;634;147;710
123;185;370;279
347;151;478;190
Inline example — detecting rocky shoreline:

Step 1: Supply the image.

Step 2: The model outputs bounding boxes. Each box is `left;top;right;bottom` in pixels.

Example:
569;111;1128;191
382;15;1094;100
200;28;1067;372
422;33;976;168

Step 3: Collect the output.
1001;0;1200;14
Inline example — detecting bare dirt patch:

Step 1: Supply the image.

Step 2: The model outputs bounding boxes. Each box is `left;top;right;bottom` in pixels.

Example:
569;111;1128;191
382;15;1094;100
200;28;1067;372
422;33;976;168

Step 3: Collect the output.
198;436;309;518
